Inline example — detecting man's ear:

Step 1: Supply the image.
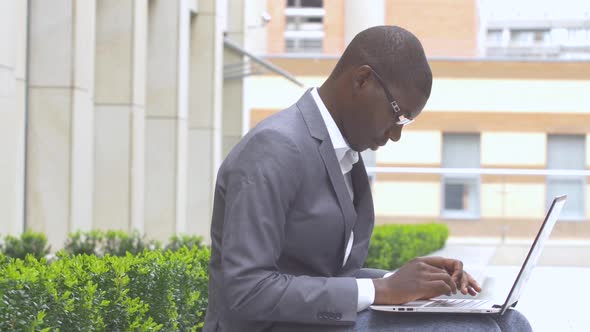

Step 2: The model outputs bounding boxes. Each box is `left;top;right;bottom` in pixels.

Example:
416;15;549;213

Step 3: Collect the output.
352;65;372;91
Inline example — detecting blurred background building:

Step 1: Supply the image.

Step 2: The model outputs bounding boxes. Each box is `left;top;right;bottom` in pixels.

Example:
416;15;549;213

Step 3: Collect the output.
249;0;590;239
1;0;589;250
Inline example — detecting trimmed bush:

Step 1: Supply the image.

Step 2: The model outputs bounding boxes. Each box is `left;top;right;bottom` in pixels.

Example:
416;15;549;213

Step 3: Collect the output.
165;234;204;252
0;231;50;260
63;229;104;256
0;225;447;331
0;247;210;331
64;230;161;257
364;223;449;271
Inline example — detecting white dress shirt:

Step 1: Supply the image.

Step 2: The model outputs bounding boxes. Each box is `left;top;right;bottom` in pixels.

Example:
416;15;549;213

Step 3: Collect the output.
311;88;375;312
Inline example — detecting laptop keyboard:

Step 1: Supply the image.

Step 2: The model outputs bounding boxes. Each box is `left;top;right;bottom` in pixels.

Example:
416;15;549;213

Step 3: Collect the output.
425;299;484;308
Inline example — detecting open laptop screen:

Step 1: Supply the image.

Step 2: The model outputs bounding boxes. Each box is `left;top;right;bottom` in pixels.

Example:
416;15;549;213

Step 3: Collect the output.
500;195;567;314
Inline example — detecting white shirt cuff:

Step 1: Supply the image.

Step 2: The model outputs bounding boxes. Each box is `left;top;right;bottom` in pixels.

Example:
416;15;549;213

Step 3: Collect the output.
356;278;375;312
383;270;397;278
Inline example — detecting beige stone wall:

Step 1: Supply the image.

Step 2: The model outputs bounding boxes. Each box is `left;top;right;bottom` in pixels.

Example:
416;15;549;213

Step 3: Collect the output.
376;131;441;165
94;0;147;233
0;0;27;236
481;133;546;167
186;0;224;241
481;183;546;219
26;0;97;247
373;181;441;217
0;0;226;249
145;0;192;241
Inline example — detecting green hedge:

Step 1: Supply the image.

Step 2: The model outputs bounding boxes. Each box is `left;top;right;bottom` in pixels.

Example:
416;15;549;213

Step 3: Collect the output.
64;229;160;256
0;225;446;331
364;223;449;271
165;234;205;252
0;230;204;258
0;247;210;331
0;231;50;260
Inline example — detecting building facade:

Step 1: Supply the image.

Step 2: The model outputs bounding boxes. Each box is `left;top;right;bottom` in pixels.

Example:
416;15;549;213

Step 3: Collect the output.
0;0;248;249
267;0;482;57
1;0;589;250
482;0;590;59
246;0;590;239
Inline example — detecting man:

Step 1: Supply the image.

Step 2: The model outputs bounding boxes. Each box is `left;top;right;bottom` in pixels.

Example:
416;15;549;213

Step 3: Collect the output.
203;26;532;331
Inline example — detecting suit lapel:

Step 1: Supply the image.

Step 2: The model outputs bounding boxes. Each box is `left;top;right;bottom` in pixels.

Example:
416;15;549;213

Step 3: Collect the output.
318;140;357;238
297;89;357;249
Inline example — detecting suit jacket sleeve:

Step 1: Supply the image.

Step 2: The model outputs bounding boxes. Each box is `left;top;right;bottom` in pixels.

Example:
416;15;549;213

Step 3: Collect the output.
221;128;358;325
352;268;389;279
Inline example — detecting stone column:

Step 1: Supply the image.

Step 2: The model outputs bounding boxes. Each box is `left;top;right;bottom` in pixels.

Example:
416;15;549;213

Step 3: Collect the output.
0;0;27;236
94;0;147;232
222;0;246;156
345;0;384;45
27;0;96;248
244;0;268;55
145;0;191;241
345;0;384;171
186;0;224;242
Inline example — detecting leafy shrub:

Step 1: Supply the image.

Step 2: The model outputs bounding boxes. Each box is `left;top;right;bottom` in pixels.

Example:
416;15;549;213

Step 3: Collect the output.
0;231;50;260
64;230;161;257
0;247;210;331
364;223;449;271
165;234;204;252
63;229;103;255
103;230;160;256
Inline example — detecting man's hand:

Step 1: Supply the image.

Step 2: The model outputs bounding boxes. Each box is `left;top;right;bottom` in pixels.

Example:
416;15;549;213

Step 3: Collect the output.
372;257;481;305
413;256;481;296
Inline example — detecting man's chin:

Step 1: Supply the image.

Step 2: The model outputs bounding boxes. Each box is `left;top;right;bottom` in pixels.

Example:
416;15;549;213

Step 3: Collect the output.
354;143;378;152
350;142;377;152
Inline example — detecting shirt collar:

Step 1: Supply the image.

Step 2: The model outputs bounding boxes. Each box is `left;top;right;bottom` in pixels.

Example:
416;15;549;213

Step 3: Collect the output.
311;88;359;173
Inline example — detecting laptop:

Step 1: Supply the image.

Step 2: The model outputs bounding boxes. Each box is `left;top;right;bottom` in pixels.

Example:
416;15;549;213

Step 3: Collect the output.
370;195;567;315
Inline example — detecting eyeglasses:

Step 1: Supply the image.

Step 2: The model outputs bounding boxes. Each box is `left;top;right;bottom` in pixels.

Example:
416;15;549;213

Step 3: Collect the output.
370;68;414;126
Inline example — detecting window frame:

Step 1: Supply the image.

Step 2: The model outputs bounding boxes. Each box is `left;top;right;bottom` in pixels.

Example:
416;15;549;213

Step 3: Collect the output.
440;133;482;220
546;134;587;221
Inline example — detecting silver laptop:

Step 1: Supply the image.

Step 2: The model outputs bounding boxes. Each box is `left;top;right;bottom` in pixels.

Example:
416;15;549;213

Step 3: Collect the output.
370;195;567;315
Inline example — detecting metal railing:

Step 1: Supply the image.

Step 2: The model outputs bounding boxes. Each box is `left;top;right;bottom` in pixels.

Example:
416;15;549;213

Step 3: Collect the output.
366;167;590;177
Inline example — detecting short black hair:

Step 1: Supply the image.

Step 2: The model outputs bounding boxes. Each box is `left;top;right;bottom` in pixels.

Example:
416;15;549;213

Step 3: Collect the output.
331;26;432;98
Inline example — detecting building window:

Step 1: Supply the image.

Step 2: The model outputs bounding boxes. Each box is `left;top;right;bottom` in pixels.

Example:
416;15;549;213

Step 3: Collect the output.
547;135;586;220
284;0;324;53
487;29;504;46
510;29;550;46
287;0;323;7
441;133;481;219
566;28;590;46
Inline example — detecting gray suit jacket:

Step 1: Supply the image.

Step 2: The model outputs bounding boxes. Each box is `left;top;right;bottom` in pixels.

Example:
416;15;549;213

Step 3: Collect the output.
203;90;387;332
